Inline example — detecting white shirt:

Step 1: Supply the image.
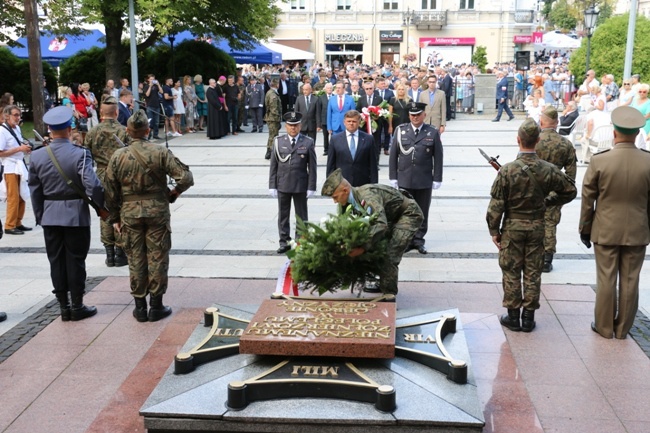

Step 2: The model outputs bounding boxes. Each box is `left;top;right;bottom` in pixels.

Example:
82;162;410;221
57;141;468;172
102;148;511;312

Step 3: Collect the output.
0;123;26;173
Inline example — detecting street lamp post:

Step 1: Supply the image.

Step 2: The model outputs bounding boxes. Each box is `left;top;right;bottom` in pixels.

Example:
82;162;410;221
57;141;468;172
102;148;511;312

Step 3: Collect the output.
168;34;176;79
584;4;599;71
402;8;415;65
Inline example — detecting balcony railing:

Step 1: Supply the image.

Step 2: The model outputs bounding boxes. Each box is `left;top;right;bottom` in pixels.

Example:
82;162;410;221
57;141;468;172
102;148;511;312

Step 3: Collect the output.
514;10;535;23
413;11;447;28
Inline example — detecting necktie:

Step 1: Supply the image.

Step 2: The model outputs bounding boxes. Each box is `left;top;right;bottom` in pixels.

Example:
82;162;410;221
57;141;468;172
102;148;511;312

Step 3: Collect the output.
291;138;296;147
430;91;434;105
349;134;356;159
381;90;385;100
339;96;343;110
414;128;419;136
306;96;310;109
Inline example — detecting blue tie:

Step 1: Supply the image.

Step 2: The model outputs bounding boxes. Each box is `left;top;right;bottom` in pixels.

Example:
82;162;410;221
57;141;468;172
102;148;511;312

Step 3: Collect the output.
349;134;356;159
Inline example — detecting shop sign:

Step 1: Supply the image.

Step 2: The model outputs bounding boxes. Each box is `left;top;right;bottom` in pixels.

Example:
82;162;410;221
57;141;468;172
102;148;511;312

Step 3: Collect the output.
325;33;365;42
419;37;476;46
514;35;533;44
379;30;403;42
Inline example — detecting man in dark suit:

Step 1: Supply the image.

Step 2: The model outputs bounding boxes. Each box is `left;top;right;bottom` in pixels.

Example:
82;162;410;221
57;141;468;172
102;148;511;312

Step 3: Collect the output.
356;79;384;165
269;112;317;254
317;82;333;155
117;89;133;127
294;83;318;143
326;110;377;187
279;71;290;115
375;77;394;155
389;102;444;254
558;101;579;136
408;77;423;105
580;106;650;339
438;68;454;122
493;70;515;122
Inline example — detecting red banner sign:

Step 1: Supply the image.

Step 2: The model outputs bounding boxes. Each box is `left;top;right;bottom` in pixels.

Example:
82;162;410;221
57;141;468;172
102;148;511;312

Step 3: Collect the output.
419;37;476;46
514;35;532;44
532;32;544;44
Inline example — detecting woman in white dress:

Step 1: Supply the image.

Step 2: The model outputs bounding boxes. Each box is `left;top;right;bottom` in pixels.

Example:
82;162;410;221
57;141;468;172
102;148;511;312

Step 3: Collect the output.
172;79;184;136
584;85;609;140
618;79;636;107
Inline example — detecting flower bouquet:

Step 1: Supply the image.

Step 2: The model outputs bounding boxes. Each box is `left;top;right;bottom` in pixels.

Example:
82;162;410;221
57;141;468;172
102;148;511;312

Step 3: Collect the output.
286;207;388;296
360;100;393;134
403;53;417;63
314;89;326;97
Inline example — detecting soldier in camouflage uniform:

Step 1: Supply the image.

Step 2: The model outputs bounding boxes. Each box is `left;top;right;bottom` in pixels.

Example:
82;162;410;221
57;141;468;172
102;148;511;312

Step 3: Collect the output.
322;168;423;295
264;78;282;160
83;96;130;267
105;110;194;322
487;118;576;332
535;106;577;272
236;75;247;130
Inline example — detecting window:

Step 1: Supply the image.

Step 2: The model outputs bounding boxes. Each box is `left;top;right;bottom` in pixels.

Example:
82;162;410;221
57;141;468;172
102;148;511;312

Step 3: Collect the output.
337;0;351;10
421;0;437;9
290;0;305;9
459;0;474;9
383;1;398;9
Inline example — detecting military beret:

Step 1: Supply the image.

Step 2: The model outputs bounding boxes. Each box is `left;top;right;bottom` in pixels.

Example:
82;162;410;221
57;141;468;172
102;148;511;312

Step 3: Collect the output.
321;168;343;196
407;101;428;115
283;111;303;125
43;105;73;130
518;117;540;140
127;110;149;130
541;105;558;121
103;96;117;105
611;106;646;134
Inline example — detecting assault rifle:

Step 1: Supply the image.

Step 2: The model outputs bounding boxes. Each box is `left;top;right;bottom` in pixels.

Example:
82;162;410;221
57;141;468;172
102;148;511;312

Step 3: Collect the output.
479;148;501;171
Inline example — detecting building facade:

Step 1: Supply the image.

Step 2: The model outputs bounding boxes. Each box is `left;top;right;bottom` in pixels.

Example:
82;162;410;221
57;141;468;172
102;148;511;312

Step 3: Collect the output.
272;0;539;66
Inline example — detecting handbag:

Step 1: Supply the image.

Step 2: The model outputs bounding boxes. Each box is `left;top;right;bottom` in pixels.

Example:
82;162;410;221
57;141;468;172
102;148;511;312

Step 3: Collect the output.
77;116;88;132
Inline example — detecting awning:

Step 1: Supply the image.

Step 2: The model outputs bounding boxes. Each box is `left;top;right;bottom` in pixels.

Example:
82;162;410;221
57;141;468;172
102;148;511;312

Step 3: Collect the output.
262;41;314;61
8;30;106;67
172;31;282;65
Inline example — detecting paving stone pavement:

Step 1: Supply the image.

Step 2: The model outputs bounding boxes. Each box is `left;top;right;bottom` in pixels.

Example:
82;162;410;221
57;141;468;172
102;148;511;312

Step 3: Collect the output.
1;112;649;347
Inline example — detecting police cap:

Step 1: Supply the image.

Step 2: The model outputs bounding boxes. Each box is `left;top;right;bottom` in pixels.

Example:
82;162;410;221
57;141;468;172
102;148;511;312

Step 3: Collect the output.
321;168;343;196
43;106;73;130
611;106;646;135
283;112;303;125
407;101;428;115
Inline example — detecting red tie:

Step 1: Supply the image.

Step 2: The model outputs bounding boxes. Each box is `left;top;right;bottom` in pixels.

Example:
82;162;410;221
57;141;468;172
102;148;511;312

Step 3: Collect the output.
338;96;343;110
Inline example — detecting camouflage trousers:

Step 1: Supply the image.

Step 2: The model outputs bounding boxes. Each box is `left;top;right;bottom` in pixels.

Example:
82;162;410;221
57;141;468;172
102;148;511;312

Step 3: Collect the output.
498;228;544;310
120;215;171;298
100;218;122;247
543;205;562;254
379;200;423;295
266;121;281;150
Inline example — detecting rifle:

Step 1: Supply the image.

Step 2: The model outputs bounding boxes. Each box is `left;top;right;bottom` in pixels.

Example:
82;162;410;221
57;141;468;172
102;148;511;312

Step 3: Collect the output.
479;148;501;171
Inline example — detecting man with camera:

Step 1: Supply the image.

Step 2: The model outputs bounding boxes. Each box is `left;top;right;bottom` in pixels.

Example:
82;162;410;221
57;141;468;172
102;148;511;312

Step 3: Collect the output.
0;105;32;235
143;74;162;140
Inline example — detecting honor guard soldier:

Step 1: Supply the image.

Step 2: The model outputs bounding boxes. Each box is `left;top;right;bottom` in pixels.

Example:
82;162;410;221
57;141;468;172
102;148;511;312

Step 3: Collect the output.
83;96;131;268
321;168;423;295
535;106;577;272
28;106;105;321
269;112;317;254
487;118;576;333
105;110;194;322
388;101;443;254
580;106;650;339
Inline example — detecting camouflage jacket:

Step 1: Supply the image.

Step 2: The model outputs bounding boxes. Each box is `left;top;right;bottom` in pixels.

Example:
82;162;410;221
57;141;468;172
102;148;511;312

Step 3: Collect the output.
104;138;194;223
264;89;282;122
535;128;577;181
486;152;576;235
83;119;130;180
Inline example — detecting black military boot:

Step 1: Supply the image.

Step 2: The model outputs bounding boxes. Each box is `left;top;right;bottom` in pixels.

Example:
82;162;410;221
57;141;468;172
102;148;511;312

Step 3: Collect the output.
542;252;553;273
114;247;128;267
56;293;71;322
133;297;148;322
148;294;172;322
104;245;115;267
499;308;521;332
521;309;536;332
70;296;97;321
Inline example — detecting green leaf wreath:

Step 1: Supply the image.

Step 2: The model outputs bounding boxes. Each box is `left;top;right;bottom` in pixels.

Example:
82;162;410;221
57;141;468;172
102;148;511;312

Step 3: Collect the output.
286;207;388;296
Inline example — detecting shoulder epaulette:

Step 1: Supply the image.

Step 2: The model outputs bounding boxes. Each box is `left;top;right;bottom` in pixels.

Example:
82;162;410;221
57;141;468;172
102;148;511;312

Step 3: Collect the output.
592;148;611;156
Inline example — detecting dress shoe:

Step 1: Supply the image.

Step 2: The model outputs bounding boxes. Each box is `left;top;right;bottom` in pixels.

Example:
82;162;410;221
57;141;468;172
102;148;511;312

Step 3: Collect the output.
152;136;161;140
5;228;24;235
251;128;257;133
383;150;390;155
507;116;515;121
323;151;328;156
277;245;291;254
416;245;427;254
405;244;416;252
0;311;7;322
590;322;599;334
491;119;500;122
16;225;32;231
236;128;244;132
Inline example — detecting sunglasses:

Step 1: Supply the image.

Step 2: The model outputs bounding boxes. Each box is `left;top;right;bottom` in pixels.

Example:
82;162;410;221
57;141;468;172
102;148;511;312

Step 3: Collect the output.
640;91;648;94
624;83;631;85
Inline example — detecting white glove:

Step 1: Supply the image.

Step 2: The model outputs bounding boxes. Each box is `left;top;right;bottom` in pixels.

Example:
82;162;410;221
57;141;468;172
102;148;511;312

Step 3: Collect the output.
259;104;264;107
306;190;315;198
432;182;442;190
269;189;278;198
390;179;398;189
245;106;249;109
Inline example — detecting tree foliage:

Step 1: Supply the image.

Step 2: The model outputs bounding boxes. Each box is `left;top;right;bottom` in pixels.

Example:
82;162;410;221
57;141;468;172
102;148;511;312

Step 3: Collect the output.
547;0;578;31
0;48;57;111
569;13;650;83
472;46;488;73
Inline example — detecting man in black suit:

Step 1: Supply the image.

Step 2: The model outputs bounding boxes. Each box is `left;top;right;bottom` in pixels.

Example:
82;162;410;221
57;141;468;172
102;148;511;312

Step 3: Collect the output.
117;89;133;127
375;77;394;155
356;79;383;166
559;101;579;136
294;83;318;142
279;71;290;115
326;110;378;187
438;68;454;122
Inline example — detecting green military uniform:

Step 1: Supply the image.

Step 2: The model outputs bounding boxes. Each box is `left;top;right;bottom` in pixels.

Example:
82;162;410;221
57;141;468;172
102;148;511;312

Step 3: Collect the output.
536;106;577;267
264;87;282;153
322;170;423;295
487;138;576;312
84;114;130;251
105;131;194;300
237;82;247;128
